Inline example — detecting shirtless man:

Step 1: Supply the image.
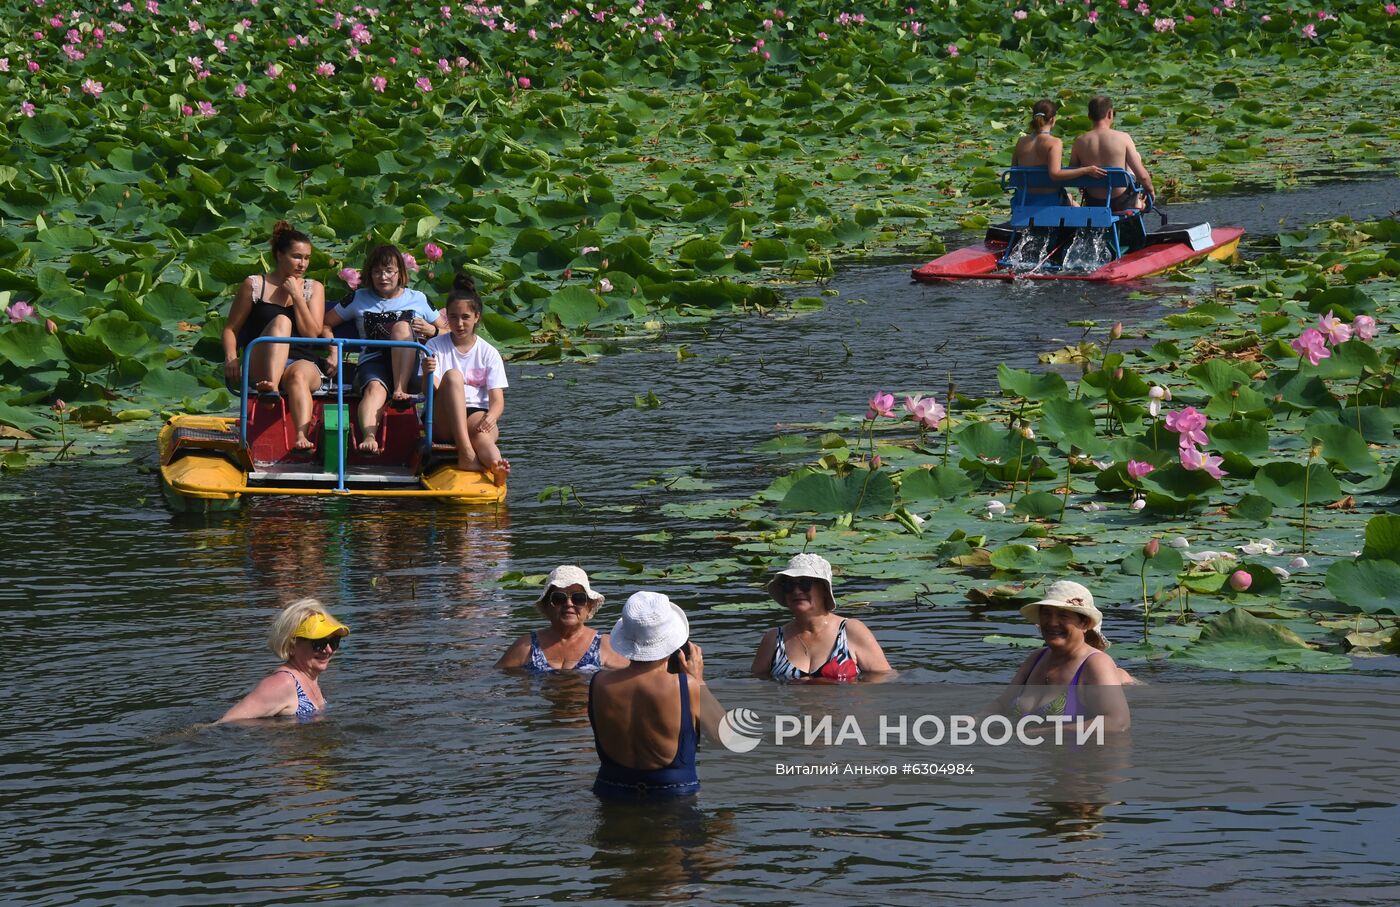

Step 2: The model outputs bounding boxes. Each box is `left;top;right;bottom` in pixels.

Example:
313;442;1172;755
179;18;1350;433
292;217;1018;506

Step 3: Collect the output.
1069;96;1155;210
1012;99;1106;199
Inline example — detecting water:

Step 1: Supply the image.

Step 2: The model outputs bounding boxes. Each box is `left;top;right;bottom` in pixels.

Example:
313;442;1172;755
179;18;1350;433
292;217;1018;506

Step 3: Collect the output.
1060;228;1115;273
4;178;1399;904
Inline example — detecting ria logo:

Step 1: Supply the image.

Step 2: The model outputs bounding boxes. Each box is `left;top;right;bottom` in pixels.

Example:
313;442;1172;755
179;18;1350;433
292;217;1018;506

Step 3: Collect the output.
717;707;763;753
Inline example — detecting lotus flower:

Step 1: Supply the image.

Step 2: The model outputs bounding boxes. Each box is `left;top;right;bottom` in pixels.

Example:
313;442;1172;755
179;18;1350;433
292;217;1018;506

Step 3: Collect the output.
1290;328;1331;366
1164;406;1208;447
424;242;443;262
1126;460;1155;480
866;391;896;420
1317;310;1352;345
339;268;361;290
1228;570;1252;592
402;253;420;272
1143;538;1160;557
903;394;946;430
7;300;34;323
1179;443;1227;480
1352;315;1378;341
1237;539;1283;556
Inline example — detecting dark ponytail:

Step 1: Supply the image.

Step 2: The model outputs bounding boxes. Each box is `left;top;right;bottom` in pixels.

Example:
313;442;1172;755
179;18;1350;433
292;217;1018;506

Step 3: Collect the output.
1029;99;1057;133
446;272;482;316
271;220;312;257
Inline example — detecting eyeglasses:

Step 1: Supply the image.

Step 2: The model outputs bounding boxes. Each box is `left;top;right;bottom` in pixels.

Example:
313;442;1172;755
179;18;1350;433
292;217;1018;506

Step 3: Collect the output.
550;590;591;608
778;576;816;593
302;635;341;653
372;265;400;276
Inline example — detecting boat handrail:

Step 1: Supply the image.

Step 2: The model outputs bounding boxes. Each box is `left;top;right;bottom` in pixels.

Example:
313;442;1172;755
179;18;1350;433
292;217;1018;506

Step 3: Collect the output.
239;335;436;493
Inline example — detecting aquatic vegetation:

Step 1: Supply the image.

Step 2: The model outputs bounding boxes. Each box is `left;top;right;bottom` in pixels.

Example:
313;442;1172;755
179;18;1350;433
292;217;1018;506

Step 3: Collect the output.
0;1;1398;443
610;217;1399;671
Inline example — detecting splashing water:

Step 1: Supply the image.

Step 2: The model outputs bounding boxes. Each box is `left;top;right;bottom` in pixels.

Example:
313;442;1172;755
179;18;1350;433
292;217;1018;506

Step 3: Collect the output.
1061;228;1116;273
1001;227;1058;273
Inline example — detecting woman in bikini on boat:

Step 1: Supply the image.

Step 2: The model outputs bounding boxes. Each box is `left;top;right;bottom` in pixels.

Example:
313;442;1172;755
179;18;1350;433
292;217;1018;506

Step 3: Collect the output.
221;221;328;451
991;580;1131;731
219;598;349;722
1011;99;1106;202
750;553;891;681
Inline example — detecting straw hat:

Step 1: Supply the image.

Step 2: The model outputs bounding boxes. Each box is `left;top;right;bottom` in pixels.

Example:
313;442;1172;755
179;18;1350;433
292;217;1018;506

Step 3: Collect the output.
534;565;605;618
1019;580;1102;632
766;553;836;610
608;591;690;662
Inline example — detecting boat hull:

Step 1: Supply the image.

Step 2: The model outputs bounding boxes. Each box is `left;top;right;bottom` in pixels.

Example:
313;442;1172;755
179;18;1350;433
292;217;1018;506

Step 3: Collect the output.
911;226;1244;283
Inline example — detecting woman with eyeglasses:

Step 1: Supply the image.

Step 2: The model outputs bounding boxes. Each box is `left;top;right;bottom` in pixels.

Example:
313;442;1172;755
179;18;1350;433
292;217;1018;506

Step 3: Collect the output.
750;553;891;680
323;244;447;455
496;566;629;672
219;598;349;722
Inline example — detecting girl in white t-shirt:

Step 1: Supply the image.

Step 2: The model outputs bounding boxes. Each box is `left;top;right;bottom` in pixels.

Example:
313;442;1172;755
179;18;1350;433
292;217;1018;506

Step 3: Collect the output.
422;274;510;484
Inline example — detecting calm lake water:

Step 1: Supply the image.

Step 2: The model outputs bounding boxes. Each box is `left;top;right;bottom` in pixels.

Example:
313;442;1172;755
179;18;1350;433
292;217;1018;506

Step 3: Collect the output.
3;179;1399;904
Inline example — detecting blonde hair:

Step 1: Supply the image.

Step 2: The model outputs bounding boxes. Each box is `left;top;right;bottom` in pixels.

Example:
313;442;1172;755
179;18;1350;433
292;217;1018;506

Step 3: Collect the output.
267;597;336;659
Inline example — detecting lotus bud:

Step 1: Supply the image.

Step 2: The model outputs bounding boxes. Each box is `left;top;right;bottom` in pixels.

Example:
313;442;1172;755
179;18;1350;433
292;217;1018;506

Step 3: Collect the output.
46;318;57;334
1019;425;1035;440
986;500;1007;516
1113;367;1124;381
1228;570;1252;592
870;454;882;470
1131;497;1146;512
1309;442;1323;458
52;399;67;414
1289;556;1309;569
806;525;817;543
562;268;572;280
1110;321;1123;339
1143;538;1160;558
1148;385;1166;400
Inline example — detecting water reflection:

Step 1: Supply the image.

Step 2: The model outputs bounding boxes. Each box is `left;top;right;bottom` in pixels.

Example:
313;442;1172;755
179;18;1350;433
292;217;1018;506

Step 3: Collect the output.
588;799;735;900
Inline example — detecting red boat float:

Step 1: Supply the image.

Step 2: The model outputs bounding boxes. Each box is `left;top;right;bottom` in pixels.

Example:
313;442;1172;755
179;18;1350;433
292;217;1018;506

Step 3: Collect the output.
912;167;1243;283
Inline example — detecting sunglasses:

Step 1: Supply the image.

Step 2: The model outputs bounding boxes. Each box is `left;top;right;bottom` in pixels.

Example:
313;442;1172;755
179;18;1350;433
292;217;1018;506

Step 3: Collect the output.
550;590;591;608
302;635;341;653
778;576;817;593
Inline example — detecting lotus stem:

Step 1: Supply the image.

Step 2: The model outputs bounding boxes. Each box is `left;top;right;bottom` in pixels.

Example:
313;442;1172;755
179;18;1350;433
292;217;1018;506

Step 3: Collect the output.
1355;374;1364;434
1301;445;1315;554
1140;564;1150;645
1058;449;1073;522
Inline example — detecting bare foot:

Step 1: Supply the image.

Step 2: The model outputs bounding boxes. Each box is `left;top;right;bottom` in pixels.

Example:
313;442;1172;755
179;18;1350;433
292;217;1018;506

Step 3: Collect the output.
391;389;412;403
489;458;511;486
455;456;484;473
293;434;315;451
358;434;380;455
255;380;277;393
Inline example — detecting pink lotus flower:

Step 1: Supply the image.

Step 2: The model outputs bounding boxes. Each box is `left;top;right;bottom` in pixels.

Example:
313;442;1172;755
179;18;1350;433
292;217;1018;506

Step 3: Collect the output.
1164;406;1208;447
517;76;530;88
424;242;443;262
1088;9;1099;21
0;59;9;73
866;391;896;420
1179;443;1227;480
7;300;35;323
287;83;297;93
1153;16;1175;31
234;82;247;98
81;78;103;97
416;77;432;92
197;101;216;117
180;104;193;116
946;43;959;56
266;63;281;78
1387;3;1398;16
903;394;946;430
339;268;361;289
1013;9;1028;19
315;62;335;77
20;100;36;117
1352;315;1378;341
1126;460;1155;480
1290;328;1331;366
1316;310;1351;345
27;60;39;72
1301;23;1317;38
402;252;420;272
1228;570;1252;592
371;76;386;92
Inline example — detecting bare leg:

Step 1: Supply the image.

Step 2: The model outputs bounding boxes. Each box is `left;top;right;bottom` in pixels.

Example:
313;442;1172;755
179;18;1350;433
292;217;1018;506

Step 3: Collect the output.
431;371;482;471
281;360;323;451
249;314;293;393
388;320;416;402
357;381;386;454
466;411;510;485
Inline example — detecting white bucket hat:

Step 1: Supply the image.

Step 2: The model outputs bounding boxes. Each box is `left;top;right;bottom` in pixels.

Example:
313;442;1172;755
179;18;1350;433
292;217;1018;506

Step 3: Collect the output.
1019;580;1102;633
609;591;690;662
534;565;605;617
766;553;836;610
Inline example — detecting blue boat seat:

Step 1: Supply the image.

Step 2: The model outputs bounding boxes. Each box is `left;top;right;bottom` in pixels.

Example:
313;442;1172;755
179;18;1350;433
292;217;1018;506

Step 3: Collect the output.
998;167;1152;266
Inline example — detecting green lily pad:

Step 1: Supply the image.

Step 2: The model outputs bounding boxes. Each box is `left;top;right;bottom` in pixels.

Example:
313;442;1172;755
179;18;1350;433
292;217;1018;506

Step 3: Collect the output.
1169;607;1352;672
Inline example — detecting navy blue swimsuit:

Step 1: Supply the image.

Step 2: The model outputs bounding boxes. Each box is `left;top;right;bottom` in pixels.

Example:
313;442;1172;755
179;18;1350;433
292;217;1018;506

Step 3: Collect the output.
589;671;699;799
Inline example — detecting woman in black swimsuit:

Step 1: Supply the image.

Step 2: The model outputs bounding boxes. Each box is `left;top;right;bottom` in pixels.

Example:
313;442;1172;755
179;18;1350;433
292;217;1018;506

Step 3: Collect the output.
221;221;328;451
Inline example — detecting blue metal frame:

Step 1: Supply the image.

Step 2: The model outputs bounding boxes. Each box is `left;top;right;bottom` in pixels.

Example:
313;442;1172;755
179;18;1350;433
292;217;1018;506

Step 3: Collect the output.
997;166;1156;268
238;336;436;492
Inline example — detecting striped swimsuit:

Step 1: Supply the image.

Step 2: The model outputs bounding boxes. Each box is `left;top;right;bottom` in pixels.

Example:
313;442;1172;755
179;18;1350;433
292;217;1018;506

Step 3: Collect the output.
770;619;859;681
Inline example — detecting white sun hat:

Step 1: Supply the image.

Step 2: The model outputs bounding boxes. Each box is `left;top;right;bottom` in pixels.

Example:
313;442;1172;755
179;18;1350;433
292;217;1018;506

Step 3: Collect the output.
1019;579;1103;632
534;565;605;616
766;553;836;609
608;591;690;662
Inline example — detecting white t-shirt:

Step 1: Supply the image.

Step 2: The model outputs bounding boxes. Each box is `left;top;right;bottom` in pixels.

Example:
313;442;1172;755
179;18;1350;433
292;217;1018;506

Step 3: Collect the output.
424;334;508;410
